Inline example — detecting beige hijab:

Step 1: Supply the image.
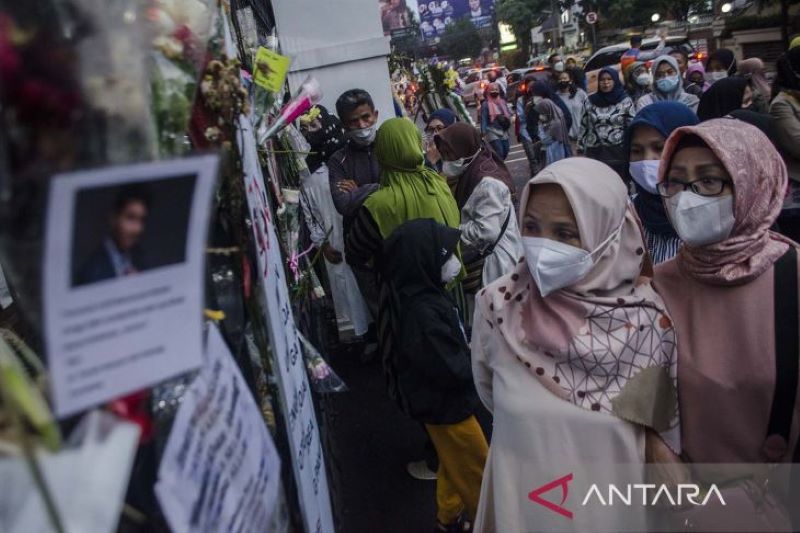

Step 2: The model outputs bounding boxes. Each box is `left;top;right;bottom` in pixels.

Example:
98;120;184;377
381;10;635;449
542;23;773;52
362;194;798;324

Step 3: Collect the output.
479;158;681;451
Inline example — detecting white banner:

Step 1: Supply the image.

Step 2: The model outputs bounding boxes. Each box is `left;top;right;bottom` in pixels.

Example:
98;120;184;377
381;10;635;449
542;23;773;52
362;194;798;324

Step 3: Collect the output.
156;324;282;533
239;115;334;533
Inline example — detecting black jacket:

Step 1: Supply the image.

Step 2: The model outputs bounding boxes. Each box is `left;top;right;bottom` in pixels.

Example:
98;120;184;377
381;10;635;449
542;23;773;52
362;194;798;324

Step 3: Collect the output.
382;219;480;425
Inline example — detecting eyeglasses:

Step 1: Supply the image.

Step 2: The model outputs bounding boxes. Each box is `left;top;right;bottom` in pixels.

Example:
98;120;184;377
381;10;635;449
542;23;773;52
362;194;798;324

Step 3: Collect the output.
657;178;732;197
425;125;446;134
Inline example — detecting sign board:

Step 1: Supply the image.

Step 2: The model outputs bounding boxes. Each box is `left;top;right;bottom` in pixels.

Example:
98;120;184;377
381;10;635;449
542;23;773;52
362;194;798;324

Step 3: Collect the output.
156;324;282;533
418;0;496;42
585;11;598;24
238;116;334;533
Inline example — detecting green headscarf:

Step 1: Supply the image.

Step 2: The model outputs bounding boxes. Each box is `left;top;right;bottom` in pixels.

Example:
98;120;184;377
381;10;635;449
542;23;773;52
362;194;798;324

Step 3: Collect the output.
364;118;461;238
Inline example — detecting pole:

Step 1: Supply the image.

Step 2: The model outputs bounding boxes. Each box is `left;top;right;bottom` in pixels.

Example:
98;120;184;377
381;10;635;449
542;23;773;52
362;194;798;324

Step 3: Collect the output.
591;23;596;53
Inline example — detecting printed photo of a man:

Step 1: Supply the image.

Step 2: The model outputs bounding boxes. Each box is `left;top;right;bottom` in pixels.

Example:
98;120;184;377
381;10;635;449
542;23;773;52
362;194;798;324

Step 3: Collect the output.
76;185;151;285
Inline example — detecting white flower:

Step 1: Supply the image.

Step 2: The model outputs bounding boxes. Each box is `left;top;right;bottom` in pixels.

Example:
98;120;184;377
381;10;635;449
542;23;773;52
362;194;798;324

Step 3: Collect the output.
153;35;184;59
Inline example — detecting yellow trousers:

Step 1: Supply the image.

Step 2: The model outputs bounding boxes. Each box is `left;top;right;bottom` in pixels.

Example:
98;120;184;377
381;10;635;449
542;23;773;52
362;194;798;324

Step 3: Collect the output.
425;415;489;525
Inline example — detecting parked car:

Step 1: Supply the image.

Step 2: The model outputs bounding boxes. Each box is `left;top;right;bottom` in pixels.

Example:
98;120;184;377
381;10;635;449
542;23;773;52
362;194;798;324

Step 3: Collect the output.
506;66;552;103
461;66;510;106
583;36;696;93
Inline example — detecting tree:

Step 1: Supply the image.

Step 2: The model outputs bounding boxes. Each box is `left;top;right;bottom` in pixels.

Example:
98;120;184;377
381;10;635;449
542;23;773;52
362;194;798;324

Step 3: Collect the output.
438;18;483;60
495;0;544;57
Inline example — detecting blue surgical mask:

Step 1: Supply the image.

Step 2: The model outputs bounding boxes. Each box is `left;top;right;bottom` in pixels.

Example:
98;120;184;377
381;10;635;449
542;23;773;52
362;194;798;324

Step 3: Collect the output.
656;75;680;93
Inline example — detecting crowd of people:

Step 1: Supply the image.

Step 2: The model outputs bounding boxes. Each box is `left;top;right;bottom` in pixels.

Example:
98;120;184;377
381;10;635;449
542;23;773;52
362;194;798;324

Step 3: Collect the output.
296;39;800;532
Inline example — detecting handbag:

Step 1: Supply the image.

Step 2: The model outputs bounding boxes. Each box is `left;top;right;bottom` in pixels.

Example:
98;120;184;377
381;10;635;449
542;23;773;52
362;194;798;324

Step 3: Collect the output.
461;210;511;294
672;246;799;532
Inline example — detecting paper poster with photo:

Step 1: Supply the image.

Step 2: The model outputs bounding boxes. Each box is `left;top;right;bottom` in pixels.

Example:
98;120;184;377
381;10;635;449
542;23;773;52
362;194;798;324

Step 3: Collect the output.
43;155;217;417
238;116;334;533
155;324;281;533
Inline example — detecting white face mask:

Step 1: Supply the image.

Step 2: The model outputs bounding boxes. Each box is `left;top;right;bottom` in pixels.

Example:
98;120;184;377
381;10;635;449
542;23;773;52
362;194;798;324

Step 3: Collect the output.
705;71;728;84
635;72;653;87
348;124;377;146
440;254;462;283
441;148;479;178
629;160;661;194
665;192;735;247
532;96;543;105
523;218;625;297
554;61;565;72
523;238;594;297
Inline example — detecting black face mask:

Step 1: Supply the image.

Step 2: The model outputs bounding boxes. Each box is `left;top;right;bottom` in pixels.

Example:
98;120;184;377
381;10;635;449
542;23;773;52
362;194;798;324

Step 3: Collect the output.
558;81;571;90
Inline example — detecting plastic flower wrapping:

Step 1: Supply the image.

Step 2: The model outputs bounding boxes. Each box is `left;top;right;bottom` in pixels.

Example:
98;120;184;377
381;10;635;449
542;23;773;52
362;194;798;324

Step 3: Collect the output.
145;0;215;156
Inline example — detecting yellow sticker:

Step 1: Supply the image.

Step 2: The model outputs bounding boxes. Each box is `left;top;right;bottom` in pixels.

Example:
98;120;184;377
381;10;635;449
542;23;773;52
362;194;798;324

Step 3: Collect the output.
253;47;291;93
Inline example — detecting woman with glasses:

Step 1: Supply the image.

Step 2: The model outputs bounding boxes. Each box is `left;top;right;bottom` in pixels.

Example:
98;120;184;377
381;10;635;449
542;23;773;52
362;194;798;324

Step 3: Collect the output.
435;123;521;293
626;102;699;264
423;108;458;174
652;120;800;526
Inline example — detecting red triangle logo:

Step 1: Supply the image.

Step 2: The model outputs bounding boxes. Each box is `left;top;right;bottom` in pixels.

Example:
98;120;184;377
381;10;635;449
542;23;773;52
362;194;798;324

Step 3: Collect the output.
528;473;574;519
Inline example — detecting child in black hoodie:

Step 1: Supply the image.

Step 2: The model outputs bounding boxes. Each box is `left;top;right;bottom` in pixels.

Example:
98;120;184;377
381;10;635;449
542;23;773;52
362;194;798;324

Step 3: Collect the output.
383;218;488;533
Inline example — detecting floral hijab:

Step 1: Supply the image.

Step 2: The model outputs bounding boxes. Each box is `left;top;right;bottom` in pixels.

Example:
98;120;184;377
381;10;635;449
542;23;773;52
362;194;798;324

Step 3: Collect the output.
479;157;681;451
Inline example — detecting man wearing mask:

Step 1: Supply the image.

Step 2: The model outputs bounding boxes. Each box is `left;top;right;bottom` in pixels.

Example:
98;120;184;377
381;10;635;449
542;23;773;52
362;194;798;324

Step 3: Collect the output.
328;89;382;353
548;53;565;89
329;89;381;234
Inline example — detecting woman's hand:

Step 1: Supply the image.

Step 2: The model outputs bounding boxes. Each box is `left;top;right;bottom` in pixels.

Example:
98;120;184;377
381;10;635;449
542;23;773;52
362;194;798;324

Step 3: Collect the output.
426;139;441;166
645;429;691;491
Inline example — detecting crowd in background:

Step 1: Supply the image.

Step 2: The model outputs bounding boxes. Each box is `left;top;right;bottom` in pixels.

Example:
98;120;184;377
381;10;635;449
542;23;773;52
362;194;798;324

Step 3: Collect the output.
296;37;800;532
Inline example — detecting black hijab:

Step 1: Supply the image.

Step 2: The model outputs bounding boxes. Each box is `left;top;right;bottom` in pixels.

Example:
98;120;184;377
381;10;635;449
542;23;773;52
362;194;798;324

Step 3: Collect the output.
589;67;628;107
774;47;800;96
707;48;738;76
303;105;346;173
383;218;461;300
697;76;749;121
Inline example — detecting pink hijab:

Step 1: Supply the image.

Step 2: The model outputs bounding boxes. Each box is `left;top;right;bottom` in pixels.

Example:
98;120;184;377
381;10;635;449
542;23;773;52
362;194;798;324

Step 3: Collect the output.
478;158;681;450
658;119;793;285
738;57;771;99
486;82;510;122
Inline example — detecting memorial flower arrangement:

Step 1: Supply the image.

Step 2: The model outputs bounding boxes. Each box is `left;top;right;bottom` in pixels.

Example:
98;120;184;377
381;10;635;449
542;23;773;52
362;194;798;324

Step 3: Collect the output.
417;61;474;126
146;0;214;156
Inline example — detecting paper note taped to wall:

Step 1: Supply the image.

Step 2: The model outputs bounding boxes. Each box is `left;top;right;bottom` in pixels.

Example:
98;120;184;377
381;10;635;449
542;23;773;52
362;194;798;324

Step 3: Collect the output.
253;47;291;93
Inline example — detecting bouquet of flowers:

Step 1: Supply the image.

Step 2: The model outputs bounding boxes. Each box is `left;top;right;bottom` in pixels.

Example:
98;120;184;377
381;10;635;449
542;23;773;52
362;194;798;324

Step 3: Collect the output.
145;0;215;156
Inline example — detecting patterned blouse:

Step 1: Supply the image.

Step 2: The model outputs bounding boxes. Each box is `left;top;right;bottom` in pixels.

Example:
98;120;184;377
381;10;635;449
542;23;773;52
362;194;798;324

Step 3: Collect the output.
578;97;636;152
642;226;682;265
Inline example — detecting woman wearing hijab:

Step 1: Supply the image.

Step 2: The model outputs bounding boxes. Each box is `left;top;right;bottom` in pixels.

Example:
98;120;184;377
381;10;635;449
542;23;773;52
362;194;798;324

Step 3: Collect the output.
636;55;700;113
534;99;571;165
771;48;800;183
686;61;711;94
346;117;462;403
529;81;573;133
704;48;737;85
696;76;753;121
480;82;512;160
737;57;770;113
626;102;699;264
424;108;458;172
579;67;636;178
653;120;800;528
472;157;681;533
624;60;652;102
435;123;522;291
383;219;488;533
